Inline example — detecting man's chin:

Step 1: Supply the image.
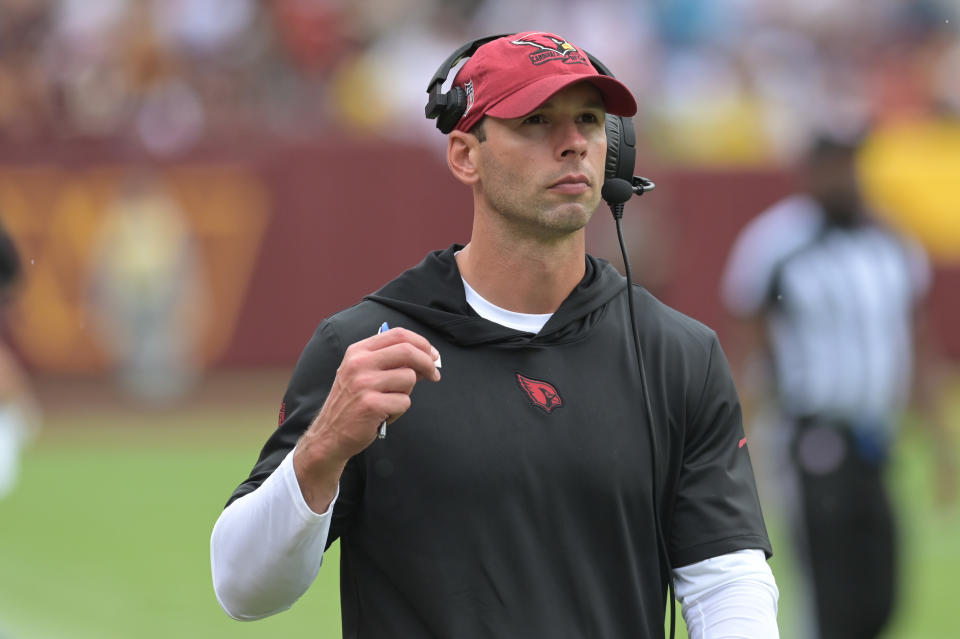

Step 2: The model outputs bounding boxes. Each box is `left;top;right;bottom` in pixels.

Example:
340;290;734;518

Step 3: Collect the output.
539;204;596;235
556;196;601;219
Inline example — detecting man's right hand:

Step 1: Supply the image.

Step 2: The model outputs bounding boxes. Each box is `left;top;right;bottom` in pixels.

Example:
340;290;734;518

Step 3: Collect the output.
292;326;441;513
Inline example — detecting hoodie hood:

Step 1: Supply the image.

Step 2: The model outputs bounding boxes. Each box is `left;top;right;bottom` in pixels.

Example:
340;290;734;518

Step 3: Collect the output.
365;244;627;348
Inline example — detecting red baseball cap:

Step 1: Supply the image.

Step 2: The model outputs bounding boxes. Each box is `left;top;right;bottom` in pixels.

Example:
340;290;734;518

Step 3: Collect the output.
451;31;637;133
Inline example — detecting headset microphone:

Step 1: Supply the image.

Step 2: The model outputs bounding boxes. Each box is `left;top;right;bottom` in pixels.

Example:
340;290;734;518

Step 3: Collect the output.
602;176;655;206
602;176;656;221
601;178;634;207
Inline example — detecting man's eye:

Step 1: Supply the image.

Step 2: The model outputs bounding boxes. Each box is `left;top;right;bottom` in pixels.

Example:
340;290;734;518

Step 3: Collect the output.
524;114;546;124
580;113;601;123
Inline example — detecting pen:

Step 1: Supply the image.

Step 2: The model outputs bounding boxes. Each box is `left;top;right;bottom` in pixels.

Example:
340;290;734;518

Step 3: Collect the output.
377;322;389;439
376;321;442;440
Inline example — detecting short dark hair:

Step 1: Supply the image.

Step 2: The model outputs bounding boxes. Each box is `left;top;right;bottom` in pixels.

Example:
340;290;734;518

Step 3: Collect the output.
470;119;486;143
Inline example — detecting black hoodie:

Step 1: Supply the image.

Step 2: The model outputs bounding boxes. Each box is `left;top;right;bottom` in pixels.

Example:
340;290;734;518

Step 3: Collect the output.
228;245;771;639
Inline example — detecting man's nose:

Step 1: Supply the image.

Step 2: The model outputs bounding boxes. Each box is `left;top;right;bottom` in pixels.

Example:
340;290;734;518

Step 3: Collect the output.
557;121;589;159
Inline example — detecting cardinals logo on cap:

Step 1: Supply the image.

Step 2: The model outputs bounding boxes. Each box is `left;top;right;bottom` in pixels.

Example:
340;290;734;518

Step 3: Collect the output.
511;34;588;66
516;372;564;413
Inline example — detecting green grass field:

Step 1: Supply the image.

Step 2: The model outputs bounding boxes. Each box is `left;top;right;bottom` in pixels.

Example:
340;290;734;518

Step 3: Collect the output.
0;377;957;638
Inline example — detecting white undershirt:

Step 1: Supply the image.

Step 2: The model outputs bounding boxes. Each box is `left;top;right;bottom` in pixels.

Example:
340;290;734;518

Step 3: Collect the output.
461;277;553;333
211;284;780;635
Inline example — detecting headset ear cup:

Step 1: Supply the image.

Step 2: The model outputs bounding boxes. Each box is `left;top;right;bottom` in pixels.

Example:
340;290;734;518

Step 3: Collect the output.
436;86;468;134
604;116;622;183
604;115;637;183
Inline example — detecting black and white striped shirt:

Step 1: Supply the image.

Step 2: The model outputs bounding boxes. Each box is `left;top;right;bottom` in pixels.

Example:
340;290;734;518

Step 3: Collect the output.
722;194;930;430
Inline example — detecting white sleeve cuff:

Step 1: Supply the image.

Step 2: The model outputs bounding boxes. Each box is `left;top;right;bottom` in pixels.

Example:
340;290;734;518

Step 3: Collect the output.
674;549;780;639
279;447;339;519
210;449;337;620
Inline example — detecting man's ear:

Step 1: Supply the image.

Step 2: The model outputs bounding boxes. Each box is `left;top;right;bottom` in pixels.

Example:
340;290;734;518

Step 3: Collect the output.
447;130;480;186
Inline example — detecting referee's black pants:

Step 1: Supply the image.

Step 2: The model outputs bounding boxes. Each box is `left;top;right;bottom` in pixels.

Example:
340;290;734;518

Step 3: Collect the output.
791;418;897;639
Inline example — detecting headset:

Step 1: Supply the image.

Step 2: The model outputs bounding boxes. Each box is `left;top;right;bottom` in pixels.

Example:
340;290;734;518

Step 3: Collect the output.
425;35;674;639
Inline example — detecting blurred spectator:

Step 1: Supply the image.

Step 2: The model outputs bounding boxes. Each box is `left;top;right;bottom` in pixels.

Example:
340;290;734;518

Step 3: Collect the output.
270;0;350;73
0;0;53;139
87;172;208;404
720;131;957;639
0;216;39;500
0;0;955;165
858;112;960;265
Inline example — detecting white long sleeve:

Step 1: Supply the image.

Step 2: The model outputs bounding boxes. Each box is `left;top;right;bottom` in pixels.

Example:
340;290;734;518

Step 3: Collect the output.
210;450;336;620
674;549;780;638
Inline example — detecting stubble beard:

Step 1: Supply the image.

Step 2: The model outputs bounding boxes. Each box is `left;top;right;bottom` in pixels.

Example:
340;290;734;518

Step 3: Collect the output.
483;178;601;241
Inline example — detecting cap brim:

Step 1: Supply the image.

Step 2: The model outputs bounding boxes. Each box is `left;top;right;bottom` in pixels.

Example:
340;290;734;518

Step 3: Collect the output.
485;75;637;120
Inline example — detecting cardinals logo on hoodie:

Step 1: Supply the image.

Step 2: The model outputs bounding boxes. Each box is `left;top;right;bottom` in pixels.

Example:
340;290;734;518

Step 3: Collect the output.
516;372;564;414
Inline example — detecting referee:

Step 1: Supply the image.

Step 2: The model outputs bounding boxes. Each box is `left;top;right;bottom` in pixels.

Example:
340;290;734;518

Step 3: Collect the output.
721;132;956;639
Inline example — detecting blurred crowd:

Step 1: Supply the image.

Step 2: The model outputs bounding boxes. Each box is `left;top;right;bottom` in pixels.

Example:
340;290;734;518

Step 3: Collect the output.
0;0;958;162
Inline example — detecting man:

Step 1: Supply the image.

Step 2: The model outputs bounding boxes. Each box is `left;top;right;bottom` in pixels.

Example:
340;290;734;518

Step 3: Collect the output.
721;133;954;638
212;32;778;638
0;218;38;501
